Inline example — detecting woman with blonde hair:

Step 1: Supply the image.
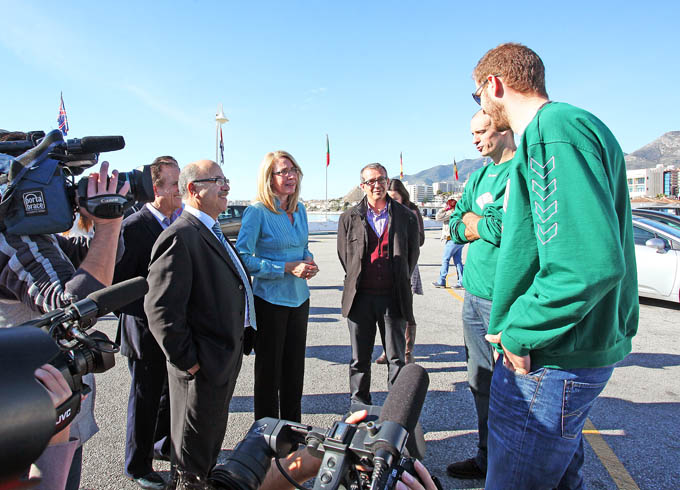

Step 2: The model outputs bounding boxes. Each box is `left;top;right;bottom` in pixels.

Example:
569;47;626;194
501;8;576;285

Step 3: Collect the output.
236;150;318;422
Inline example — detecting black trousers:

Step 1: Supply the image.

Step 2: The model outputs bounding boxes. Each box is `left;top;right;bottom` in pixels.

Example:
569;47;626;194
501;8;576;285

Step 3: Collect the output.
254;296;310;422
167;358;241;476
347;293;406;405
124;357;170;478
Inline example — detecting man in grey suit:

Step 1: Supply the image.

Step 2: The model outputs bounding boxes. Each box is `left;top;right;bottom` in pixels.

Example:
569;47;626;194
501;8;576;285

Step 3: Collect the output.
145;160;256;489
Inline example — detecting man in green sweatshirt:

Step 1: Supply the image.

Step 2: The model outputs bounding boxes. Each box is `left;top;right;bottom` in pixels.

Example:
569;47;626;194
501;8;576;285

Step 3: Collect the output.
445;111;516;480
472;43;638;489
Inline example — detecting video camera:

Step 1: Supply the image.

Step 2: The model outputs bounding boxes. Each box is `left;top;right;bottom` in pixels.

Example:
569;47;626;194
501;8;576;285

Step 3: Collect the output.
0;277;149;483
0;129;154;235
210;364;440;490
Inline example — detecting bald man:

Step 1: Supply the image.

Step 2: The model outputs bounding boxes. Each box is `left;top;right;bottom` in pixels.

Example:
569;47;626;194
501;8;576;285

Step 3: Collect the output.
145;160;256;487
445;112;515;480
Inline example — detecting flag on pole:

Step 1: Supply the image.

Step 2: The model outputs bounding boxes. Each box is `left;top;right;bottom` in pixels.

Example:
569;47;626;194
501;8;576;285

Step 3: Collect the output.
400;152;404;180
326;134;330;167
57;92;69;136
454;157;459;181
219;127;225;165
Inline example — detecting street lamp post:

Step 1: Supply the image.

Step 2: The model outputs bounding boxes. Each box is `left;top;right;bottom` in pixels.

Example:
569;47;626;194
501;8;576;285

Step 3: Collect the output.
215;104;229;165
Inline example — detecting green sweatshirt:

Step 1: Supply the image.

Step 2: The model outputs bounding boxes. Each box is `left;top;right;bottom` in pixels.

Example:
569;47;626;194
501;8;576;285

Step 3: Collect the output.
450;159;513;300
488;102;639;369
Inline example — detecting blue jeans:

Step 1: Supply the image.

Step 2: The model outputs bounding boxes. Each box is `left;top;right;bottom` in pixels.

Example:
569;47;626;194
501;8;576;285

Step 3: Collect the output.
486;359;614;490
461;292;494;471
438;240;464;286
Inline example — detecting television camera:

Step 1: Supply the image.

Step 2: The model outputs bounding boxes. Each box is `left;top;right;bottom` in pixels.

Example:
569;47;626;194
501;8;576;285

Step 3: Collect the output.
0;129;154;235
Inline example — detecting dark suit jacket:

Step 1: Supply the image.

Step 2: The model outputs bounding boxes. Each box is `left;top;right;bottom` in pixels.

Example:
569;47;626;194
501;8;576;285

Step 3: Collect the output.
337;196;420;323
144;211;247;387
114;206;165;361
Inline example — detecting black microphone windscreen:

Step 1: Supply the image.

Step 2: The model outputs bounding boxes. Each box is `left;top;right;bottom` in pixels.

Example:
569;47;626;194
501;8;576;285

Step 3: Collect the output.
78;136;125;153
378;363;429;435
87;277;148;317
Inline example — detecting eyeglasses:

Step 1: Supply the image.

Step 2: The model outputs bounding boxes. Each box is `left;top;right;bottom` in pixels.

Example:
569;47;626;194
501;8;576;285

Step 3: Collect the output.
361;176;388;187
272;167;300;177
472;74;501;105
192;177;229;186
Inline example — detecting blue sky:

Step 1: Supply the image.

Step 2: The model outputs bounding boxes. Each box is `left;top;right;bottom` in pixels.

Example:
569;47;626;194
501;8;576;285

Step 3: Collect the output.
2;1;678;200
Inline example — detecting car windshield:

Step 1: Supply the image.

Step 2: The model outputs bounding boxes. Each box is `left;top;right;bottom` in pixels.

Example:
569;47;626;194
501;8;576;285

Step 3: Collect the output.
633;217;680;240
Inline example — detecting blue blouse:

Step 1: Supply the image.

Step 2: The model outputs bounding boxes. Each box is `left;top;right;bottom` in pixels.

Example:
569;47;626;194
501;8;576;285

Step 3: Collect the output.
235;200;313;307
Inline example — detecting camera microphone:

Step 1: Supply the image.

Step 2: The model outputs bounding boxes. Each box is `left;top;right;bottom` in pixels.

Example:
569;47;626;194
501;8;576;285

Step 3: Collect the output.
369;364;430;490
68;136;125;154
378;363;430;434
65;277;149;330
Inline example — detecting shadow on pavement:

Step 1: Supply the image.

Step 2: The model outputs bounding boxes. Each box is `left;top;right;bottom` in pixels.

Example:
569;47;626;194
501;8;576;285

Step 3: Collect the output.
309;306;342;315
615;352;680;369
309;285;343;291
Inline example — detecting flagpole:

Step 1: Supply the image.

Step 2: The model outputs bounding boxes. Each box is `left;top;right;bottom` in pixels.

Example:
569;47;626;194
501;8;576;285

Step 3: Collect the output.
325;134;329;221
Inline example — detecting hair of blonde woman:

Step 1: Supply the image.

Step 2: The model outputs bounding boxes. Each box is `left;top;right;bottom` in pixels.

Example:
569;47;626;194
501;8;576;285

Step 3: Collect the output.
255;150;303;214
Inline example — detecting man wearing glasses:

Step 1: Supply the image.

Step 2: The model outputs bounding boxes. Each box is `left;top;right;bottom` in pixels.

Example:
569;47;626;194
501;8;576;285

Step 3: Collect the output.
337;163;420;406
472;43;638;488
145;160;257;488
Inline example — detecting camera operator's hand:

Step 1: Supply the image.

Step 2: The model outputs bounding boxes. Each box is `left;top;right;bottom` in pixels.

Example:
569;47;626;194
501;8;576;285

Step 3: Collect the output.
397;460;439;490
76;161;130;287
34;364;73;445
78;160;131;226
259;410;368;490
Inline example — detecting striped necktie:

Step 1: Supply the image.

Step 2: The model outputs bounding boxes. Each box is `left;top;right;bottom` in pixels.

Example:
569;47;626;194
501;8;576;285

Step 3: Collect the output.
211;222;257;329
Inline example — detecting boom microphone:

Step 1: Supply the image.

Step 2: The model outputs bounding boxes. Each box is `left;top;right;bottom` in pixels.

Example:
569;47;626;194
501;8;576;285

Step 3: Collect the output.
70;136;125;154
368;364;430;490
378;363;430;434
86;277;148;317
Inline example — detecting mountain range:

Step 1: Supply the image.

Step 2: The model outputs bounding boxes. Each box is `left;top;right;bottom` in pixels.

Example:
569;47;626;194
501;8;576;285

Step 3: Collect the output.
342;131;680;201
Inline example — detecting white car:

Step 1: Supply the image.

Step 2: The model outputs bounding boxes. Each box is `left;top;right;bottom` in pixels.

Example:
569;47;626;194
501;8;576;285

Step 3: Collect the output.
633;217;680;303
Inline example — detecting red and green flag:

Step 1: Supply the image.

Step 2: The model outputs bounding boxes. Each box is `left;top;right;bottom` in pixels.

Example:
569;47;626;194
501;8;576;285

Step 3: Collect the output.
454;158;458;181
326;134;330;167
400;152;404;179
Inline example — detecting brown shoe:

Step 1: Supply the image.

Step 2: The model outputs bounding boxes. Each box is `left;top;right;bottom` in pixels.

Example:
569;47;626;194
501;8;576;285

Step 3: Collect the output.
375;353;387;364
446;458;486;480
405;324;417;364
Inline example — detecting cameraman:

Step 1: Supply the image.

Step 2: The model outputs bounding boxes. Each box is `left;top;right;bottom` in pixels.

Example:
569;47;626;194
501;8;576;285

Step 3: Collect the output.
0;131;130;489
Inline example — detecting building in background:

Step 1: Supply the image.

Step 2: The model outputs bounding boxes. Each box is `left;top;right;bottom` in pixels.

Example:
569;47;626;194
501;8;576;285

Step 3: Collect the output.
627;165;666;198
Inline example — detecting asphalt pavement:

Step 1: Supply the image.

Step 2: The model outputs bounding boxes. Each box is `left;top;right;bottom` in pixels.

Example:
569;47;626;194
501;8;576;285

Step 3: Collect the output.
80;229;680;489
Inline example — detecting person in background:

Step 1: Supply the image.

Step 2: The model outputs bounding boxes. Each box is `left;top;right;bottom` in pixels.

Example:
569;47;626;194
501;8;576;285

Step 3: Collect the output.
337;163;420;405
236;150;317;423
432;198;464;288
114;156;181;489
444;111;516;480
376;179;424;365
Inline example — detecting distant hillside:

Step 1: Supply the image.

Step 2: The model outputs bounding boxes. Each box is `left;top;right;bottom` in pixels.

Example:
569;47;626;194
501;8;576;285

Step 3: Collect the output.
625;131;680;169
339;132;680;201
395;157;485;185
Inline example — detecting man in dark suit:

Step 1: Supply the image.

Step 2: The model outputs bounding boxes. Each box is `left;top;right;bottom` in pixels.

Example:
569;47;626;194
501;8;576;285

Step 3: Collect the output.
337;163;420;406
145;160;256;489
114;156;181;489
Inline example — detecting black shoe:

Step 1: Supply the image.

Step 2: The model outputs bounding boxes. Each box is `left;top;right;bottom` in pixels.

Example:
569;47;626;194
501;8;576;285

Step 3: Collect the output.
446;458;486;480
432;281;447;288
176;471;216;490
128;471;166;490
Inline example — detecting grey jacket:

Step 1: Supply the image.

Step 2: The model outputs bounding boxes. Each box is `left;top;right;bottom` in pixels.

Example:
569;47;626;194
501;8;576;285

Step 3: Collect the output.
337;196;420;322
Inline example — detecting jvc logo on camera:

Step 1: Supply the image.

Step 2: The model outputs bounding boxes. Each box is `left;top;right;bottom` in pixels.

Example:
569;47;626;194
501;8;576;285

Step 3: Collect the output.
56;408;72;426
21;189;48;216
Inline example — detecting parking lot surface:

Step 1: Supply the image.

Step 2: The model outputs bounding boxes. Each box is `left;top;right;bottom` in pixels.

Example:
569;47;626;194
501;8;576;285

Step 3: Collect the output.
81;230;680;489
